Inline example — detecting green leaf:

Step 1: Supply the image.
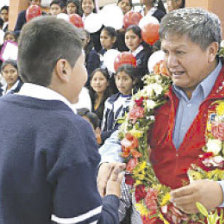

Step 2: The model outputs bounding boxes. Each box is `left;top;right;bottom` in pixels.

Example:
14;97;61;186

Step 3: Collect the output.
196;202;208;217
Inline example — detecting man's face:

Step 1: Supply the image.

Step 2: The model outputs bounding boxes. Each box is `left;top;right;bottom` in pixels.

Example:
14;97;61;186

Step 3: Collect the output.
161;34;217;97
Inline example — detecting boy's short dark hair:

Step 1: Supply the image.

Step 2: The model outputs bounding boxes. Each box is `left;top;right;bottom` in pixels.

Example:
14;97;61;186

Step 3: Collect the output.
18;16;82;86
50;0;64;8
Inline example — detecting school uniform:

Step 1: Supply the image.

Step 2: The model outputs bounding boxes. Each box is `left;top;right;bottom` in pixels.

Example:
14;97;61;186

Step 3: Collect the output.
0;79;23;96
101;92;132;142
0;83;120;224
131;44;152;80
140;7;166;22
85;47;100;86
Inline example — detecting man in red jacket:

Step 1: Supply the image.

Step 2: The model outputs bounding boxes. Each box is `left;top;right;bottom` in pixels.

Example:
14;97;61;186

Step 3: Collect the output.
98;7;224;221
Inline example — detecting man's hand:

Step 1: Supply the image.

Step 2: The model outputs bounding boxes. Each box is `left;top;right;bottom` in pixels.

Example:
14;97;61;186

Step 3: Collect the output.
97;162;123;197
170;180;223;214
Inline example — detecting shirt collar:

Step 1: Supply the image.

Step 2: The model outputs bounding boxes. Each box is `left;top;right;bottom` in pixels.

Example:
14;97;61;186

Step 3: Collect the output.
131;44;144;57
18;83;76;113
173;60;222;100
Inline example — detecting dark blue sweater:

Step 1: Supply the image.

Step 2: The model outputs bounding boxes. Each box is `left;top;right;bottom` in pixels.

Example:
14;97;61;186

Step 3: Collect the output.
0;94;119;224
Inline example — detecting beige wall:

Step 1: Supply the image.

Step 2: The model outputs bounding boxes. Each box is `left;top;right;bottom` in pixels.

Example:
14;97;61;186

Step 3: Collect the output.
186;0;224;38
8;0;29;31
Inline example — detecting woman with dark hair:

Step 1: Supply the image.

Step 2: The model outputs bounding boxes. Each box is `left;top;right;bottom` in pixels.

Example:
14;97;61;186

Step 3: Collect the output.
81;0;102;51
0;59;23;96
116;0;132;52
66;0;82;15
167;0;185;12
81;29;100;87
89;68;112;122
140;0;165;22
125;25;152;84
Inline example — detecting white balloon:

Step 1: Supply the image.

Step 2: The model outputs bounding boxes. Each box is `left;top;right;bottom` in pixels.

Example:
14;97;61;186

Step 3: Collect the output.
84;13;103;33
147;50;165;73
139;15;159;29
99;4;124;30
57;13;69;22
103;49;120;73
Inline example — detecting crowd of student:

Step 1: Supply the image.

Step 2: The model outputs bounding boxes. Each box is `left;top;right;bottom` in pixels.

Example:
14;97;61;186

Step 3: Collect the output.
0;0;185;145
4;1;224;224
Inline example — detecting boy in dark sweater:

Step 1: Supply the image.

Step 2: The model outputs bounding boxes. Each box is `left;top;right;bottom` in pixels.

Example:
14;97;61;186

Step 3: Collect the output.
0;16;125;224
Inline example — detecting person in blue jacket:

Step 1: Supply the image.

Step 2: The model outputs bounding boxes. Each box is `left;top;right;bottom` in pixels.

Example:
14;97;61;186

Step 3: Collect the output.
0;15;125;224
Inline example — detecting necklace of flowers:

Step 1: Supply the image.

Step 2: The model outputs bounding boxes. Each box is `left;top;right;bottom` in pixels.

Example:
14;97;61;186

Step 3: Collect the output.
118;58;224;224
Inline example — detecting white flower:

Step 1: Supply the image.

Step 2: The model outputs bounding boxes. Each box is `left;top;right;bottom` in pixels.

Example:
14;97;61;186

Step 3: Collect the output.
145;84;154;97
144;83;163;97
146;100;156;110
221;40;224;48
206;139;222;155
202;156;224;167
152;83;163;95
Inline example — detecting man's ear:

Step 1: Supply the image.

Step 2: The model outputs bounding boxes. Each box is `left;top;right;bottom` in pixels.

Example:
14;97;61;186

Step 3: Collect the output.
55;59;71;83
208;42;219;63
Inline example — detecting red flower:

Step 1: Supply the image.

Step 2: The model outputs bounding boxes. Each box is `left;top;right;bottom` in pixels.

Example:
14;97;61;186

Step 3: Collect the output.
121;133;142;158
135;184;147;202
142;210;158;224
126;158;138;172
125;173;135;185
211;122;224;140
145;188;158;210
135;97;144;107
153;60;170;77
129;106;145;123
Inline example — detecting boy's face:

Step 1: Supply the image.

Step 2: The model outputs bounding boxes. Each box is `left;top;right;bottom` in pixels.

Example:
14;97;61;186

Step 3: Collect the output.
50;4;62;16
0;9;8;22
115;71;133;95
69;52;87;103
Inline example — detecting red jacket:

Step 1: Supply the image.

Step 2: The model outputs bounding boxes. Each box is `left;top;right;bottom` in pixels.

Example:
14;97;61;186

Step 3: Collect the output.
149;66;224;189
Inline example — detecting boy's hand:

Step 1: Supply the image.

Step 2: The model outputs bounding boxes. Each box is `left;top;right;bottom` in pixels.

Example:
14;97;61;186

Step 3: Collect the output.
170;180;223;214
106;163;126;198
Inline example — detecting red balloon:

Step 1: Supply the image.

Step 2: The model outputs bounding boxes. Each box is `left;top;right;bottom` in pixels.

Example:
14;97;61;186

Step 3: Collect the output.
114;52;136;72
69;14;84;28
141;23;160;46
26;5;42;22
123;11;143;30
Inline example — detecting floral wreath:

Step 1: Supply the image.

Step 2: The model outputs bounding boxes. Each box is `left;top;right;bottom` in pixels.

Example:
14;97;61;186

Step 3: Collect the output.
118;45;224;224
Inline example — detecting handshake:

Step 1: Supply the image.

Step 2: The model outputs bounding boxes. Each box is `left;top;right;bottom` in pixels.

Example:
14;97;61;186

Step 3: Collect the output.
97;163;126;198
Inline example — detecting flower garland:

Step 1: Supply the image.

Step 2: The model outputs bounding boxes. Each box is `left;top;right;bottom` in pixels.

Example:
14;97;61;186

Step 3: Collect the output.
118;58;224;223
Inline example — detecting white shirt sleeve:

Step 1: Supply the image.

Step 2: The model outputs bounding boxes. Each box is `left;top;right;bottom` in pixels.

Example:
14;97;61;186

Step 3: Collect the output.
99;130;123;163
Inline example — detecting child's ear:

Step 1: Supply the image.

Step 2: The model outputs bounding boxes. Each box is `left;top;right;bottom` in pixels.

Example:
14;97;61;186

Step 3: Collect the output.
55;59;71;83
